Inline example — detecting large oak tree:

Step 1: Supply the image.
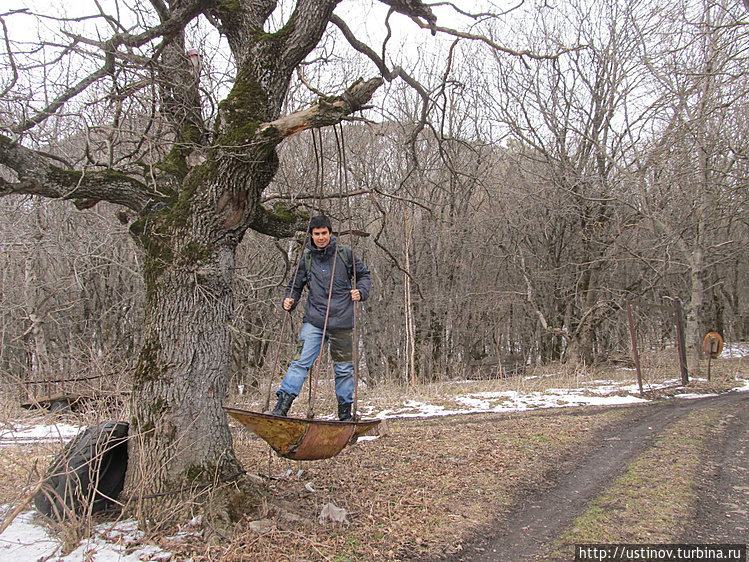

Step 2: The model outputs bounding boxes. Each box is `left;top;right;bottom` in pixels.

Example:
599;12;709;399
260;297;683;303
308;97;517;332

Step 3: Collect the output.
0;0;439;521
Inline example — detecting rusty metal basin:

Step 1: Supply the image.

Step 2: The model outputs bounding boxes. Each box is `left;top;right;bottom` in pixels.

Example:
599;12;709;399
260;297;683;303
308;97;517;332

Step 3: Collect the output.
225;407;381;460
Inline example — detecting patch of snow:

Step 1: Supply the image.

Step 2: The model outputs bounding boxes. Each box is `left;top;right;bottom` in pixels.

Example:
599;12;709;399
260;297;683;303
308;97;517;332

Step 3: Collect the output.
721;343;749;359
523;373;562;381
0;510;187;562
0;510;61;560
0;423;81;446
732;379;749;392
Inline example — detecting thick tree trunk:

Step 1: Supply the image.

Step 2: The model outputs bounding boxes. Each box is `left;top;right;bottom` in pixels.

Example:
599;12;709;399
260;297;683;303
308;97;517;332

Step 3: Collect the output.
686;246;705;377
565;329;596;367
123;217;249;521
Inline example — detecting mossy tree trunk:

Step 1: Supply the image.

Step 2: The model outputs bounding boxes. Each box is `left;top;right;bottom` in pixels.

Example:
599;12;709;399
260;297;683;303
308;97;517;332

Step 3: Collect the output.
125;188;248;513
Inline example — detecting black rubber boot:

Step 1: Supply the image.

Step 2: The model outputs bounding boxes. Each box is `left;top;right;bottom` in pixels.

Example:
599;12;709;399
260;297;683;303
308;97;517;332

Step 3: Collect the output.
270;391;295;417
338;403;353;421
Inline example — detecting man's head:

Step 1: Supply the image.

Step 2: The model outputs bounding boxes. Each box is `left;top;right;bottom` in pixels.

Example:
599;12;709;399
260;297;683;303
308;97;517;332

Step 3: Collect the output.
309;215;332;249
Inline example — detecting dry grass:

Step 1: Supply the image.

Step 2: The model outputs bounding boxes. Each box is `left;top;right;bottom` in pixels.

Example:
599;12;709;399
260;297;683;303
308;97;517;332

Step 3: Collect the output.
0;405;68;507
2;357;747;561
201;407;622;561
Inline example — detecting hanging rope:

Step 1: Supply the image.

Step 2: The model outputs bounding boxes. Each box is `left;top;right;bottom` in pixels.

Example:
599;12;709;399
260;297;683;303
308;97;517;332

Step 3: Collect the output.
302;127;335;418
261;124;361;422
404;207;416;389
262;129;320;412
335;123;360;420
307;238;340;419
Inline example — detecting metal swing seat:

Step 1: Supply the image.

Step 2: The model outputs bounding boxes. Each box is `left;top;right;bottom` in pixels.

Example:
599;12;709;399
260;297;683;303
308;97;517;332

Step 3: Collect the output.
227;284;381;461
226;408;380;460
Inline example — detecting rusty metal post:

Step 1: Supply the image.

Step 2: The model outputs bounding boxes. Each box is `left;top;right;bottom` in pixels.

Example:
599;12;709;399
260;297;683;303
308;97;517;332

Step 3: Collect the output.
674;298;689;385
703;333;724;382
627;300;644;397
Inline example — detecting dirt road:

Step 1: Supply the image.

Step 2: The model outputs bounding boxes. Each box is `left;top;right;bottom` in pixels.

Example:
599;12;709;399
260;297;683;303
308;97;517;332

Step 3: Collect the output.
685;394;749;544
441;391;749;562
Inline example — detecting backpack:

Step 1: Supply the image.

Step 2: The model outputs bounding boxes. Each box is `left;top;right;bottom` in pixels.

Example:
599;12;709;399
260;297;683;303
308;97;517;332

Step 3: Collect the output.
304;244;353;280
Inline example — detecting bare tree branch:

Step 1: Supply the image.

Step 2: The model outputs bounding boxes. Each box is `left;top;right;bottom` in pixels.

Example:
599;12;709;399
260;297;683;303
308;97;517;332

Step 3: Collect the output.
255;77;384;143
330;13;432;160
247;76;384;235
409;18;581;60
378;0;437;33
0;16;19;99
11;0;216;133
13;65;114;134
0;135;152;211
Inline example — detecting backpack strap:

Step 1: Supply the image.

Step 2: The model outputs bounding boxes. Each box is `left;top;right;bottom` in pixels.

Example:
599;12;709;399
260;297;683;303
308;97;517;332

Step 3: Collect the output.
337;244;353;280
303;244;353;280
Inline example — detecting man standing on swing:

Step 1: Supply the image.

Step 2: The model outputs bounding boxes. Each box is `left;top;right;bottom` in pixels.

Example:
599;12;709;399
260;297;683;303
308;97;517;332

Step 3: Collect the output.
271;215;371;421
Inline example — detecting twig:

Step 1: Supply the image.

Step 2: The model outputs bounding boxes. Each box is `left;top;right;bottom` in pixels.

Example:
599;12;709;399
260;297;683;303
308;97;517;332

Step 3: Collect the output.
0;478;46;535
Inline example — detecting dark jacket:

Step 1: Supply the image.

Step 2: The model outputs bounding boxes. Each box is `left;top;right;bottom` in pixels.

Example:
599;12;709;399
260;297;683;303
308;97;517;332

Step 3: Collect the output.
284;236;371;331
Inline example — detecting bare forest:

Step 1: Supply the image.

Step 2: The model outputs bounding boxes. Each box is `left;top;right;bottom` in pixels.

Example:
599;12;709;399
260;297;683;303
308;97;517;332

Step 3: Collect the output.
1;0;749;527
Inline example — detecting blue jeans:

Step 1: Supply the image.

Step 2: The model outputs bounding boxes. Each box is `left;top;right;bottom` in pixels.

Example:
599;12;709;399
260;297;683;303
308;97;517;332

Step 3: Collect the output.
278;323;355;405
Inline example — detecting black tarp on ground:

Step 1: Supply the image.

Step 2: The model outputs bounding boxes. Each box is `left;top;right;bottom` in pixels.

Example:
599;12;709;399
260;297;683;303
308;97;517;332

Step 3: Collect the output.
34;421;129;519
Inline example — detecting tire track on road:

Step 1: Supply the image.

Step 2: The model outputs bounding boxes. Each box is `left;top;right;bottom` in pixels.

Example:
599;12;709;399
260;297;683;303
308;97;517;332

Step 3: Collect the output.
440;391;749;562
